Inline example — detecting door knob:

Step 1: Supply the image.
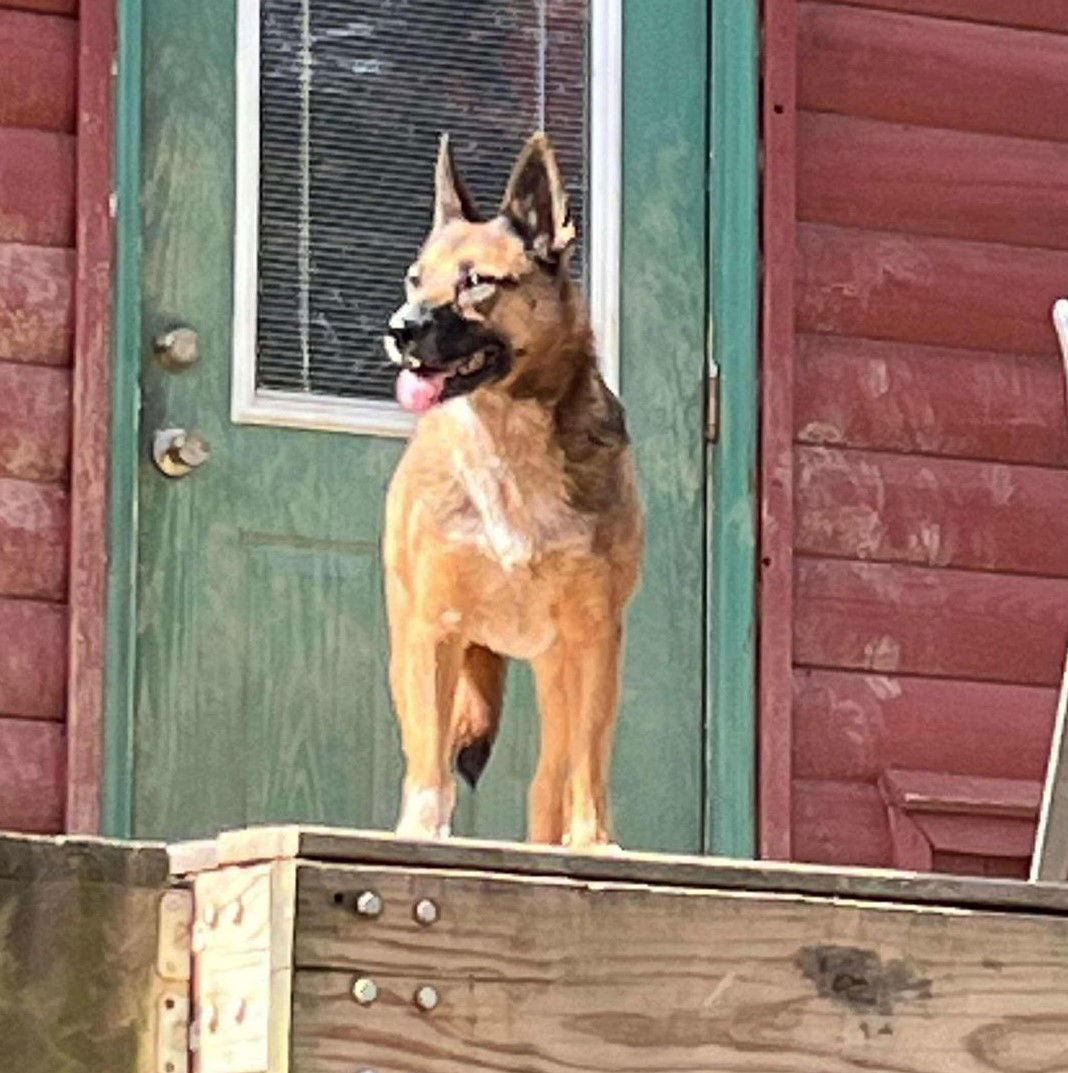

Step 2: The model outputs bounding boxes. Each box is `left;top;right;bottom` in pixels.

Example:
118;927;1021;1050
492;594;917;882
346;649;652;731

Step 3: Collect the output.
154;326;199;370
153;428;210;477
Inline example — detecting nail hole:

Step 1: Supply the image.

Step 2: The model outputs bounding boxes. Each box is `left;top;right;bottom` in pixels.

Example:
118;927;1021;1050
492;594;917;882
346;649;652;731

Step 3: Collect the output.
164;998;175;1010
761;556;772;567
333;892;344;905
773;103;784;114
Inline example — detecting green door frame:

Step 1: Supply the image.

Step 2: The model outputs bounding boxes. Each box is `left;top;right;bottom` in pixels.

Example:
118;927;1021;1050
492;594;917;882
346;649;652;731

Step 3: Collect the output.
103;0;143;838
102;0;760;852
707;0;759;857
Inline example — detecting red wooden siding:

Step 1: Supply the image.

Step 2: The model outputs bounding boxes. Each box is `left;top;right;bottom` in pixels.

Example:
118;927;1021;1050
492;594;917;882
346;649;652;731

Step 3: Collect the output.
762;0;1068;872
0;0;110;834
820;1;1068;36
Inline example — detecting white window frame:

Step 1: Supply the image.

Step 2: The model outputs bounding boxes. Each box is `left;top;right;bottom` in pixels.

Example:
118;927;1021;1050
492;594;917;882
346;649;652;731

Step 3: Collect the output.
232;0;622;438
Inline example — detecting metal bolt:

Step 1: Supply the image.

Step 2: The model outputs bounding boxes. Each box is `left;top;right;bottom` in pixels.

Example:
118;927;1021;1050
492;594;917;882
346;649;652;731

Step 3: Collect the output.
351;977;379;1006
355;890;383;918
413;984;439;1012
413;898;439;926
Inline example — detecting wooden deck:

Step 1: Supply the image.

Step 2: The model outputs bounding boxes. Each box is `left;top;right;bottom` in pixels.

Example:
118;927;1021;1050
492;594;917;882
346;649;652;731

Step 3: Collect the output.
7;825;1068;1071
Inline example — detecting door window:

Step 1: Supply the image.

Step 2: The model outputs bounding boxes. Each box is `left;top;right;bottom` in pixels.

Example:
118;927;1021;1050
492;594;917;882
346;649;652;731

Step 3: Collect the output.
233;0;620;436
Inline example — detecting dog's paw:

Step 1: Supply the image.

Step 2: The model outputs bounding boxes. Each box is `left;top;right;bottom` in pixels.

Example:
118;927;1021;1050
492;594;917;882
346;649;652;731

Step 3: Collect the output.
560;831;623;855
395;785;453;841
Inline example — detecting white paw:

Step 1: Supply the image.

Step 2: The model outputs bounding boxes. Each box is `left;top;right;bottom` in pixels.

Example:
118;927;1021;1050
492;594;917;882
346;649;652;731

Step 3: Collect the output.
396;785;453;841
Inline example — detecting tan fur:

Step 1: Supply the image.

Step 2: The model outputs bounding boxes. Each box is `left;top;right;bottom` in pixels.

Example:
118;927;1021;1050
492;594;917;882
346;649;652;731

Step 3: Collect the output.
384;133;643;848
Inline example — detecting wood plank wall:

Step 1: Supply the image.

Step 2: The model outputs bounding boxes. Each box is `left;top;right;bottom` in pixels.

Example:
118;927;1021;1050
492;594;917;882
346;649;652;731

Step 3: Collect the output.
0;0;81;833
763;0;1068;873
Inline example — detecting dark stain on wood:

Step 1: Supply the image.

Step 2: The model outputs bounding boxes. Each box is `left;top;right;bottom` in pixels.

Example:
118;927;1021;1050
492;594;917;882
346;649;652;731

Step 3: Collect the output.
796;944;932;1016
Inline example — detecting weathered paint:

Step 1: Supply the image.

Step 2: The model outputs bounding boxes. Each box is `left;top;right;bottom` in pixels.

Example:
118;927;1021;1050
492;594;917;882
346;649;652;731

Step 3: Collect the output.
0;721;64;833
0;477;68;599
0;129;75;247
0;598;66;719
67;0;116;833
0;0;85;835
0;6;76;131
766;2;1068;872
0;363;70;481
102;0;144;840
0;244;73;362
759;0;798;861
706;0;759;857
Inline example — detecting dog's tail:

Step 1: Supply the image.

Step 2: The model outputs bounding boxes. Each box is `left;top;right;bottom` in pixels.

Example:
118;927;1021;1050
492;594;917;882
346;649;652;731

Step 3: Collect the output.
453;644;507;789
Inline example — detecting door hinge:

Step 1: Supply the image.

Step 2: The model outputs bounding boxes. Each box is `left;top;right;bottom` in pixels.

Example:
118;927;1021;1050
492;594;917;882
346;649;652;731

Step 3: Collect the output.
706;361;721;442
157;888;194;1073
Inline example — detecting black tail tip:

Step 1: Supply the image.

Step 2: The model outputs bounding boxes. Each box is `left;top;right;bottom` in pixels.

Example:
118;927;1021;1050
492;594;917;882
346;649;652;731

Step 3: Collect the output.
456;737;494;789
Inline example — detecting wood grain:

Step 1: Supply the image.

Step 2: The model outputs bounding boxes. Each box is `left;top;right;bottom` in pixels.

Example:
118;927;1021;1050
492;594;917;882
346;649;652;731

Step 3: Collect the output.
819;0;1068;33
292;861;1068;1072
0;718;63;832
0;361;70;481
66;0;114;834
797;222;1068;356
193;823;1068;917
793;667;1055;782
0;597;65;718
0;8;76;132
794;557;1068;686
0;129;75;247
794;334;1068;466
0;833;175;1073
799;2;1068;142
0;477;67;600
0;243;74;363
795;445;1068;576
798;110;1068;250
760;0;798;862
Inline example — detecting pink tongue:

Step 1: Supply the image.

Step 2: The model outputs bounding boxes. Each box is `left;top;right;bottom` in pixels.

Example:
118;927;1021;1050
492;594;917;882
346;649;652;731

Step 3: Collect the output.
396;368;447;412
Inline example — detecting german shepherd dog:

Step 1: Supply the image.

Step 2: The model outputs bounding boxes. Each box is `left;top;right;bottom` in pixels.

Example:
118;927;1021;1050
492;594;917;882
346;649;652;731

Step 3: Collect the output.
382;132;643;849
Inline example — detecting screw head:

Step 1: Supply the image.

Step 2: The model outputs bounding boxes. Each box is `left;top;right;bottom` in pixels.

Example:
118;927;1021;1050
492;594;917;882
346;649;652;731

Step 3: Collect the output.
355;890;383;918
351;977;379;1006
413;898;439;926
413;984;439;1012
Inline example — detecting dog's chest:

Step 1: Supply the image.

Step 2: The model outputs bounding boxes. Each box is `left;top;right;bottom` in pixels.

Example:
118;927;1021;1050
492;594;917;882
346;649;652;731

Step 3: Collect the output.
438;397;593;570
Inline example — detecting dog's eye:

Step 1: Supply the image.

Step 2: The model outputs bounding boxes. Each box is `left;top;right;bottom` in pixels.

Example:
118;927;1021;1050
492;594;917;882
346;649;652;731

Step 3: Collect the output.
406;269;421;289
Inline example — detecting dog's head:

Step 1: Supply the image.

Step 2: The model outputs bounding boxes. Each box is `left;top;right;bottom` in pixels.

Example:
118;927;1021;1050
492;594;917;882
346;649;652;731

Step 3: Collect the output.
385;132;579;412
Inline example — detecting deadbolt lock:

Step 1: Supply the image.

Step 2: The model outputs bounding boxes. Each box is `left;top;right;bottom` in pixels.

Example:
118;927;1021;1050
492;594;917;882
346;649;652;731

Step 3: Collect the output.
153;428;210;478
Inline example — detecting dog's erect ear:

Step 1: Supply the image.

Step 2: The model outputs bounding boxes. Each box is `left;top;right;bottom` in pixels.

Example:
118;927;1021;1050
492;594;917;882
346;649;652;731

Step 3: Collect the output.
433;133;480;230
500;132;576;263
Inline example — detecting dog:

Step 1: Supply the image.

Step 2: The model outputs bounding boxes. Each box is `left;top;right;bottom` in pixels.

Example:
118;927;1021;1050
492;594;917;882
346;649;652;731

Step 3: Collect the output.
382;132;643;849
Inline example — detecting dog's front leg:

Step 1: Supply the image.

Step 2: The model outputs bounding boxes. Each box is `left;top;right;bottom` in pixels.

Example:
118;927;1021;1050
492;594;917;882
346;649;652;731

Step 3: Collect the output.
565;624;623;850
394;625;463;840
530;643;573;844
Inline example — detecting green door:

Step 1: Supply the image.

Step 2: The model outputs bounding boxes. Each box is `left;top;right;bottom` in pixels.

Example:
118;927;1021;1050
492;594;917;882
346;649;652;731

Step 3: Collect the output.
108;0;741;854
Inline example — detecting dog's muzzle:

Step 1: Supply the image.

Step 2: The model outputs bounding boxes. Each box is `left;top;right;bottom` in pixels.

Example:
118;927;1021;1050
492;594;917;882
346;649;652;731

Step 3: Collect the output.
383;301;504;373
